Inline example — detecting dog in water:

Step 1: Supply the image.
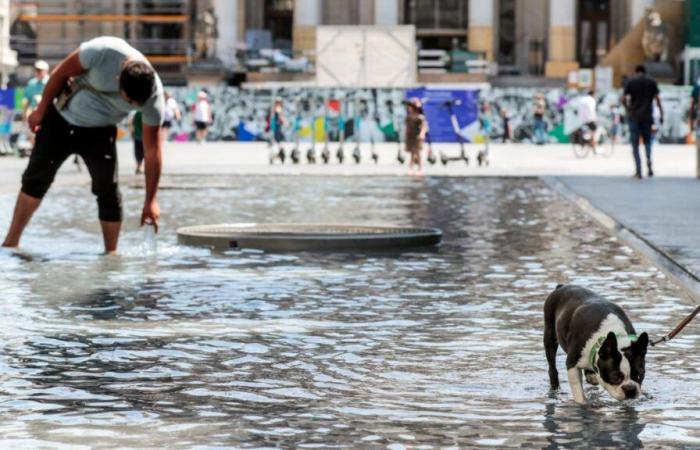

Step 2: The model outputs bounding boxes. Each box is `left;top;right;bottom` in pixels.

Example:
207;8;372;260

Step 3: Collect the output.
544;284;649;404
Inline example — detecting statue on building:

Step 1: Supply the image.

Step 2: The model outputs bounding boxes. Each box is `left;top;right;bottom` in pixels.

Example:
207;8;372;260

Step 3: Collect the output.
642;7;669;62
195;7;219;60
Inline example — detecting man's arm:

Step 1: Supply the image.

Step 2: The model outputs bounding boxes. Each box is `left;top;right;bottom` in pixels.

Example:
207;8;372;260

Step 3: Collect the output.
656;95;664;124
141;124;162;232
28;50;85;131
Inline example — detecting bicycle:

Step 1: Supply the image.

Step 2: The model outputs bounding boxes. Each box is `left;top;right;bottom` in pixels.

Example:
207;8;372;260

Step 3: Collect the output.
570;123;614;158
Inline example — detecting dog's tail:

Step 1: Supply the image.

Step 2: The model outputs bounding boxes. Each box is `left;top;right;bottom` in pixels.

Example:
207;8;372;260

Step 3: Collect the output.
555;283;564;290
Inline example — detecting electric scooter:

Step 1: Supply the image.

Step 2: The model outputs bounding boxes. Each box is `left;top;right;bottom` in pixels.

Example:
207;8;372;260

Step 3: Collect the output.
336;96;346;164
426;131;437;165
352;95;362;164
439;100;469;166
306;96;317;164
267;91;286;164
289;97;302;164
387;99;405;164
369;89;381;164
321;93;331;164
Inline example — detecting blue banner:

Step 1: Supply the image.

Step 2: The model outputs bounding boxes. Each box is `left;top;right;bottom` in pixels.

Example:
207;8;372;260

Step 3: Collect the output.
405;88;479;143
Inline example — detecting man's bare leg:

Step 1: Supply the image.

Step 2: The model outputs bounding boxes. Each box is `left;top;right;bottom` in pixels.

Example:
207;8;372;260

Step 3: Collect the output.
2;192;42;248
100;221;121;254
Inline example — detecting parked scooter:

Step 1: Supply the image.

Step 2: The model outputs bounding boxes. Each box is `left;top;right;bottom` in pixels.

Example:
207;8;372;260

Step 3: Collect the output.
439;100;469;165
267;92;286;164
321;93;332;164
336;96;346;164
352;95;362;164
290;97;302;164
306;96;317;164
387;99;405;164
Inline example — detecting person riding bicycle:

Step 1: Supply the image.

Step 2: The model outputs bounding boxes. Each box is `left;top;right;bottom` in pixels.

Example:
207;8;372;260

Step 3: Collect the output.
577;90;598;146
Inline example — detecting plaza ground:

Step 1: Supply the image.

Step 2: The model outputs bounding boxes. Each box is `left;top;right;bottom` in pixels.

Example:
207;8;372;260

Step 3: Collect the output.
1;141;699;296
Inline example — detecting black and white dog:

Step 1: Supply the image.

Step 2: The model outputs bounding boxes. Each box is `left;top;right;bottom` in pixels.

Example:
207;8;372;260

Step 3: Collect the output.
544;284;649;404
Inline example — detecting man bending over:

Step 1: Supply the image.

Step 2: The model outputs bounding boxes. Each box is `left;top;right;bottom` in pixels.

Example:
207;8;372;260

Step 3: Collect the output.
2;36;164;254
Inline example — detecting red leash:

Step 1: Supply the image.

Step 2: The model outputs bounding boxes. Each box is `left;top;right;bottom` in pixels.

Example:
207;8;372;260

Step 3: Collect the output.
651;305;700;347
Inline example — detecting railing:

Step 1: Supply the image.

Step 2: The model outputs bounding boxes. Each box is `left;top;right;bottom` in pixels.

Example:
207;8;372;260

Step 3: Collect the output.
12;0;189;15
417;49;491;75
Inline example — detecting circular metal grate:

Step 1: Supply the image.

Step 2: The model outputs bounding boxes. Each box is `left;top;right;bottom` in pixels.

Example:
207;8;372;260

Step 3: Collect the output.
177;223;443;251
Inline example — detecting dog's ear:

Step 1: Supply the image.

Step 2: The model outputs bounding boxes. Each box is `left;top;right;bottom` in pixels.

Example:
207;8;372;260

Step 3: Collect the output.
599;331;618;359
632;332;649;356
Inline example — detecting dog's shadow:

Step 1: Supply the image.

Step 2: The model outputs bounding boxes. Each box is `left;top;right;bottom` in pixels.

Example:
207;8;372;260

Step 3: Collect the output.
542;391;645;449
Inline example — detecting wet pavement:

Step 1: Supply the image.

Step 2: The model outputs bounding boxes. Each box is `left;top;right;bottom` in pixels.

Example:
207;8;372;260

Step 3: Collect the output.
559;176;700;280
1;176;699;448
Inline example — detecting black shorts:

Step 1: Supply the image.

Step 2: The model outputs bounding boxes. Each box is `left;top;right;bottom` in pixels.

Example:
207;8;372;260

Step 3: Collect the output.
162;120;173;129
21;106;122;222
195;121;208;131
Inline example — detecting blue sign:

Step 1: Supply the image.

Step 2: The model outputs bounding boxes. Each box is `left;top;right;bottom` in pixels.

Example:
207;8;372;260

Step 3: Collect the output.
405;88;479;143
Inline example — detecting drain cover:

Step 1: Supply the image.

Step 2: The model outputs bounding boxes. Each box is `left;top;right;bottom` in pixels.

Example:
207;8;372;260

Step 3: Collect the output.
177;223;443;251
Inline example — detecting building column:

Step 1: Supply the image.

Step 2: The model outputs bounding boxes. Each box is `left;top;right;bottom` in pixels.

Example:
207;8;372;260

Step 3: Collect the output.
374;0;399;25
213;0;238;67
294;0;321;54
468;0;495;61
545;0;578;78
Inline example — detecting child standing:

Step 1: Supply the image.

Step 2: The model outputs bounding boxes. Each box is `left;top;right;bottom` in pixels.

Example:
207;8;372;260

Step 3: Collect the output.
478;102;492;166
405;97;428;176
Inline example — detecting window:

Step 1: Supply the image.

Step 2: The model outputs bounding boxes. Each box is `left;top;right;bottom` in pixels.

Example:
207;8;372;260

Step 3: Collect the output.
577;0;610;67
404;0;469;29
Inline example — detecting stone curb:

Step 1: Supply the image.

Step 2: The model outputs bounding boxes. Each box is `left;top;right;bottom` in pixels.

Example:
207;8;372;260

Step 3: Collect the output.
543;176;700;302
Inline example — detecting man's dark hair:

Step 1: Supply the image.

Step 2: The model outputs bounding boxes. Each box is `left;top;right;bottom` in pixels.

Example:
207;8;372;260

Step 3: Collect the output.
635;65;646;74
119;61;156;105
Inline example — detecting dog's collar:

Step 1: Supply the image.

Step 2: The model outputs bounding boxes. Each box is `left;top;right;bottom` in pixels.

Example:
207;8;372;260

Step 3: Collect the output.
589;333;638;373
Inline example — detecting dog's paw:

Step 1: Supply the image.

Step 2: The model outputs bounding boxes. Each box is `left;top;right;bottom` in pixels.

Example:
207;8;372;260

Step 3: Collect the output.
584;370;599;386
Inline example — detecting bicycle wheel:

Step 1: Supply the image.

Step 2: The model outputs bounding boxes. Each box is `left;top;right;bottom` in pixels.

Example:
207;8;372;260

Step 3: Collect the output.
572;142;589;159
597;129;615;158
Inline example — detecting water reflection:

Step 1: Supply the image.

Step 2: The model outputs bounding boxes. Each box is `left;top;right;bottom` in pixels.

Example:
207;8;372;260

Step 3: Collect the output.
0;176;698;448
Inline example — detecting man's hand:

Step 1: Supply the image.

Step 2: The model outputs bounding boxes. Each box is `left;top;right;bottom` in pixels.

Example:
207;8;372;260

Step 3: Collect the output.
141;200;160;233
27;108;45;132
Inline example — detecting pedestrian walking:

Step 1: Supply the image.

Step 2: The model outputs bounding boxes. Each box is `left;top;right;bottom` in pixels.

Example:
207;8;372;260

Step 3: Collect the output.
622;65;663;179
193;90;212;143
129;110;144;174
533;93;547;145
405;97;427;176
2;36;165;254
500;106;512;143
162;91;181;142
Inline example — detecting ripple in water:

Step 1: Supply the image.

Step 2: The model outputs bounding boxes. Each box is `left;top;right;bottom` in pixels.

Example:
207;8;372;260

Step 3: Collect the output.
0;176;698;448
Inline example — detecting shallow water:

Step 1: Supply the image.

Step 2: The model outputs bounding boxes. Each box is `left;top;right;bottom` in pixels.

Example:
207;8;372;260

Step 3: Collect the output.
0;176;698;449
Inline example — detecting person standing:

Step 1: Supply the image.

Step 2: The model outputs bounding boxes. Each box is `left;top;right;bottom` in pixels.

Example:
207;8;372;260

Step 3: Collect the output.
22;60;50;148
622;65;663;179
23;60;50;115
533;93;547;145
405;97;427;176
161;91;181;142
478;102;492;165
2;36;165;254
129;110;144;174
193;90;212;143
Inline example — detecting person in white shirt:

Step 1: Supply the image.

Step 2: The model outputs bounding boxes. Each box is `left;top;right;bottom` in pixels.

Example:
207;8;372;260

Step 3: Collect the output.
161;91;181;141
578;90;598;128
193;90;212;143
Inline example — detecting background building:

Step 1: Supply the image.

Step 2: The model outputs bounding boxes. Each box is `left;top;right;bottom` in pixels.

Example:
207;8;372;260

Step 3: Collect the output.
6;0;693;86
